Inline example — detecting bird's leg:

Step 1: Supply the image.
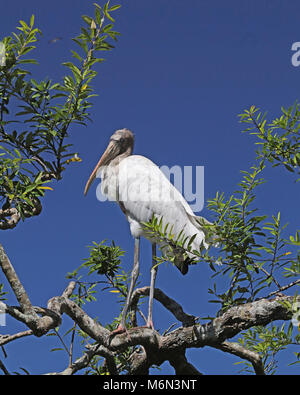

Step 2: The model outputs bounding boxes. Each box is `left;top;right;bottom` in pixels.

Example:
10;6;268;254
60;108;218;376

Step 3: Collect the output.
147;243;157;330
112;237;140;336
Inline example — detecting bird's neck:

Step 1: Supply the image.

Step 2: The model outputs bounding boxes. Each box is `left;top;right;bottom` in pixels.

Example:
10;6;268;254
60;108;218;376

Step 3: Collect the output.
111;146;132;166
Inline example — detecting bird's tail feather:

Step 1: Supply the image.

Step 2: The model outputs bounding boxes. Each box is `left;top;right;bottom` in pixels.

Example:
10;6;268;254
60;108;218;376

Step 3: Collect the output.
159;243;191;275
187;213;219;247
173;256;190;275
159;211;218;275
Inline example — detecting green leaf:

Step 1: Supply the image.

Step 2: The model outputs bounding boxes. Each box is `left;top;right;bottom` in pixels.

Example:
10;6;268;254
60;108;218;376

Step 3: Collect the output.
71;50;82;63
109;4;121;11
95;7;102;25
284;163;295;172
102;24;113;33
19;20;30;31
17;59;38;64
30;14;35;28
50;348;64;352
72;38;88;54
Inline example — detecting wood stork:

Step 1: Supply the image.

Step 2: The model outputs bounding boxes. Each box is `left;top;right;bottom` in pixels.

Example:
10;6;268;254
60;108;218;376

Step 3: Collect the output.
84;128;212;333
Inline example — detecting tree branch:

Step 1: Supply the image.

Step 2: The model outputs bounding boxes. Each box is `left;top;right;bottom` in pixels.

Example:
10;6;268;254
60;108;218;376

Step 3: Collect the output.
160;295;298;353
2;259;298;375
168;352;203;375
0;199;42;230
0;243;35;315
214;340;265;375
46;343;117;375
0;208;20;229
0;329;33;346
0;358;9;375
266;279;300;298
131;286;196;326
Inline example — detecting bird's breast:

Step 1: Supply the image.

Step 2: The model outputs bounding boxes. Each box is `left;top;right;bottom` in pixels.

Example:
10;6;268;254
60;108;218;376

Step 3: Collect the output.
127;216;144;238
100;164;119;202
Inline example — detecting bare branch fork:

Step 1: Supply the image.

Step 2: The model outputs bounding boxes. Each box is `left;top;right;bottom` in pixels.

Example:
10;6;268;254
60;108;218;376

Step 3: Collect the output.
0;200;42;230
1;243;299;374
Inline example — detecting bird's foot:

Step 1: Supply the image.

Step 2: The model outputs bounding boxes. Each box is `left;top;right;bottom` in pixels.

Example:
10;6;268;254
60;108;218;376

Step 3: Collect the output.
109;324;131;343
109;321;155;344
111;324;127;335
141;319;155;330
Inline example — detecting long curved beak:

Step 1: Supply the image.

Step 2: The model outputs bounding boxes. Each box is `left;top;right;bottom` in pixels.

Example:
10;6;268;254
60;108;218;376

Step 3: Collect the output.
84;140;118;196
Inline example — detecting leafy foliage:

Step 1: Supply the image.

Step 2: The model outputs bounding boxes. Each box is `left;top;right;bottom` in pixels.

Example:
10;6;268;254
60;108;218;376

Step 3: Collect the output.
0;283;7;301
237;323;299;374
179;163;300;315
82;240;124;277
239;104;300;180
0;2;120;228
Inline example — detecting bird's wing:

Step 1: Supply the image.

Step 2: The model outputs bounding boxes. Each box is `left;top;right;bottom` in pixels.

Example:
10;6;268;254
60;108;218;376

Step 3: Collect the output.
117;155;208;250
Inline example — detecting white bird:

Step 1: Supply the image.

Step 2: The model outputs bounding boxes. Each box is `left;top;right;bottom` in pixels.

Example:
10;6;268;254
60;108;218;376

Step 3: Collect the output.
84;128;213;334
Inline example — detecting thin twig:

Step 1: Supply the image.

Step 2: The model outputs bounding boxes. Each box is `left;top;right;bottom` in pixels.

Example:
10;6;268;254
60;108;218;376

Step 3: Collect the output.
266;278;300;298
0;358;9;375
0;330;33;346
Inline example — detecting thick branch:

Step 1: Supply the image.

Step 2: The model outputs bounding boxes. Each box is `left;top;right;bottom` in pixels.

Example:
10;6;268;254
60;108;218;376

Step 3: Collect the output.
46;344;117;375
0;243;35;315
0;208;20;229
47;292;110;344
215;340;265;375
2;267;298;375
128;347;149;375
131;286;196;326
0;199;42;230
110;294;298;375
160;295;298;353
2;279;109;340
0;330;32;346
168;352;203;375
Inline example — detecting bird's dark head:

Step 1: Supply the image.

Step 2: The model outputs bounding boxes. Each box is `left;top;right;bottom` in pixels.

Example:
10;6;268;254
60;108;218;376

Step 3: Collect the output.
84;128;134;196
110;128;134;154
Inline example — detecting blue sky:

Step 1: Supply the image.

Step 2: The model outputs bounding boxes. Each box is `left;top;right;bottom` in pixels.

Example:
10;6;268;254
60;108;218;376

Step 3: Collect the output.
0;0;299;374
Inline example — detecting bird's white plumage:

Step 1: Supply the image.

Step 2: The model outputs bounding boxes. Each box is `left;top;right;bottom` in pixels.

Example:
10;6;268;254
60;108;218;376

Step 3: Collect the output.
100;154;208;253
85;128;214;331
